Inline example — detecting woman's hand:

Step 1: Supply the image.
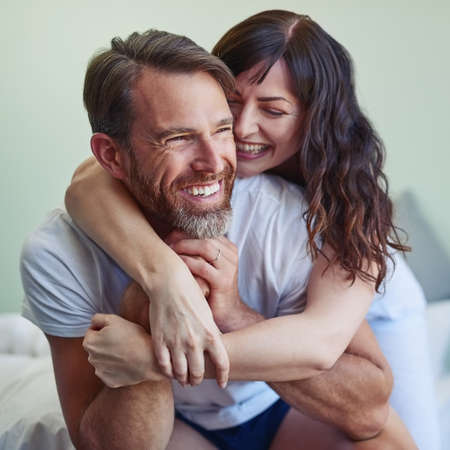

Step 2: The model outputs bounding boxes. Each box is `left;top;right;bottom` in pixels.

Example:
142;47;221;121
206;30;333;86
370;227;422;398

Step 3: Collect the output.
83;314;164;388
167;233;243;333
146;251;230;388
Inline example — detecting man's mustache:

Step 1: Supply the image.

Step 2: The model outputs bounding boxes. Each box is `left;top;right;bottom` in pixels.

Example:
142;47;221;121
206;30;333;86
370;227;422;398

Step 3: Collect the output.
175;165;235;190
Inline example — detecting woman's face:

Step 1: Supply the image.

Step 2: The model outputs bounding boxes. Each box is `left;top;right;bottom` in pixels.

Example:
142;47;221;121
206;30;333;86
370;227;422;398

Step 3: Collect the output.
228;59;303;178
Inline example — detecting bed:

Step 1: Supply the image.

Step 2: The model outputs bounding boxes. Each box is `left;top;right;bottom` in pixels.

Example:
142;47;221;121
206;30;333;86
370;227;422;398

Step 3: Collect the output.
0;314;73;450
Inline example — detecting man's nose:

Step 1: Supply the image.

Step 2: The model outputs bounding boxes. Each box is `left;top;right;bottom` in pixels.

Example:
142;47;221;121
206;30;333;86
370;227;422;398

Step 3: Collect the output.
191;138;225;173
233;104;258;139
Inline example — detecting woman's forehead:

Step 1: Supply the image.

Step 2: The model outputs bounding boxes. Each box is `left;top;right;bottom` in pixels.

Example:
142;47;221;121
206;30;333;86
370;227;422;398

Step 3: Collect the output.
235;59;297;99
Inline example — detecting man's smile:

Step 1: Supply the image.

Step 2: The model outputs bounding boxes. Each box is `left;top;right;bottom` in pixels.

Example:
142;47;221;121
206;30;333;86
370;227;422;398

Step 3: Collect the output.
179;180;223;204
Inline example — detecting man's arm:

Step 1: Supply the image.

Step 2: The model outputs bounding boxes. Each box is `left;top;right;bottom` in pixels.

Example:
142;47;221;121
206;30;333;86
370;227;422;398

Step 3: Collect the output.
46;323;173;450
269;322;393;440
200;300;392;440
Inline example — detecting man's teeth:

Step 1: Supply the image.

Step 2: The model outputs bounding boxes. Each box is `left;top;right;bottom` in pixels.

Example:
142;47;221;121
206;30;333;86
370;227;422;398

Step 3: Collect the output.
236;142;269;154
184;182;220;197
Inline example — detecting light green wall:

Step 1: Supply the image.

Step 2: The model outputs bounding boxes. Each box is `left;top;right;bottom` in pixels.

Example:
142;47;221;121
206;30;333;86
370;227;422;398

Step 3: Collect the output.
1;1;449;312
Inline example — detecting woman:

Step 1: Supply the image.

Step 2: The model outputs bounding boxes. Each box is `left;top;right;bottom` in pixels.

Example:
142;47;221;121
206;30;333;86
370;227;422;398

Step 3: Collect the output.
66;11;439;448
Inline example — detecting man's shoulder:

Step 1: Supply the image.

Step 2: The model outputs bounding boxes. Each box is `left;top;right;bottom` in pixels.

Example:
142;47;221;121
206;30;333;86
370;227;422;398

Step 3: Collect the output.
20;209;128;337
21;208;125;283
21;208;93;264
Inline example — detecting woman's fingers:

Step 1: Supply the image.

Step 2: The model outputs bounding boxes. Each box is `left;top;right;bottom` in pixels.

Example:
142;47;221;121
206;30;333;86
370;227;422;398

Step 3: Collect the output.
153;341;173;378
186;345;205;386
170;238;233;267
194;276;210;297
207;337;230;388
170;348;188;386
179;255;217;284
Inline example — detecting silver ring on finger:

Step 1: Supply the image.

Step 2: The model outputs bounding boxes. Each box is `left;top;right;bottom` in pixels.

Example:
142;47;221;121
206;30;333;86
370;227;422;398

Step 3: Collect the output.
211;248;221;264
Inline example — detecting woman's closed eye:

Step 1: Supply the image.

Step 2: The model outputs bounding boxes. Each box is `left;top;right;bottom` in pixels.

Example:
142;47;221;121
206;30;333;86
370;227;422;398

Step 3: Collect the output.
263;108;286;117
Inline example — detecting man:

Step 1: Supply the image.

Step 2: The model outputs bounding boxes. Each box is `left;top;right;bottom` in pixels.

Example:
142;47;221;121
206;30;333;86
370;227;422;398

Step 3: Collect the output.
21;29;415;449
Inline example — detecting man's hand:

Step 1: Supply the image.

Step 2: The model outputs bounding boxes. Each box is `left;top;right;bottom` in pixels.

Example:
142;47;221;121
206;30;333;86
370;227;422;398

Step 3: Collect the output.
82;314;165;388
168;233;249;333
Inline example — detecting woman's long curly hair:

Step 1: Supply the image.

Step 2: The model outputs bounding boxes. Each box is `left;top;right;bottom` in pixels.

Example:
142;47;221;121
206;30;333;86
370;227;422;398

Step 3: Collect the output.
213;10;409;290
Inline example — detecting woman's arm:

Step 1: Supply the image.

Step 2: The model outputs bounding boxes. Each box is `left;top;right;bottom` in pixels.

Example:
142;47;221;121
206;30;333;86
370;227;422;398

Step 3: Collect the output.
173;241;389;438
172;238;377;375
65;157;229;387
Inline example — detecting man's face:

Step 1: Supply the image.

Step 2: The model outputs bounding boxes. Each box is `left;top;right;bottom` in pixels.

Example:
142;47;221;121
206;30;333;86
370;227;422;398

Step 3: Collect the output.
123;69;236;238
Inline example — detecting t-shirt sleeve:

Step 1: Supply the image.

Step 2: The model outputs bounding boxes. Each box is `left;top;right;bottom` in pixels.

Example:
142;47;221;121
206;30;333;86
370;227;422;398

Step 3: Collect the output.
20;220;98;338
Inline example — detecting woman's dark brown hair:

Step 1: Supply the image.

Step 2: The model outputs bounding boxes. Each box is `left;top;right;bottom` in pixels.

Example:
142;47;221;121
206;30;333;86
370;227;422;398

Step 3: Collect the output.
213;10;408;289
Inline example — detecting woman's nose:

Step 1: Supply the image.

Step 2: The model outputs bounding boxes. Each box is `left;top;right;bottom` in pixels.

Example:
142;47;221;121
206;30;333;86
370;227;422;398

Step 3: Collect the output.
233;104;259;139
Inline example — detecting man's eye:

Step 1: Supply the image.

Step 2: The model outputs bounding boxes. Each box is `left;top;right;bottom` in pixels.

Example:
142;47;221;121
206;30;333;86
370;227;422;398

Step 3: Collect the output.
216;127;233;134
166;135;189;144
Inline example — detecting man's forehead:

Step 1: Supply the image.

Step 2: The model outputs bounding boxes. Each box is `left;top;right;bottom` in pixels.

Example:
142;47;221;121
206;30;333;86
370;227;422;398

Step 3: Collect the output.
127;69;232;142
133;68;226;111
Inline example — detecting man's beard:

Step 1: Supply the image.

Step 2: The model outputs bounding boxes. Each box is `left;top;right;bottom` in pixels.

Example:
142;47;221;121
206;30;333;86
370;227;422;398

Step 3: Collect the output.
170;206;232;239
128;155;234;239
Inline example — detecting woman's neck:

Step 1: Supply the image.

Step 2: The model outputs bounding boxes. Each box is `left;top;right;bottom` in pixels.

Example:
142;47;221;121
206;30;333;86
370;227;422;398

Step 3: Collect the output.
267;154;304;186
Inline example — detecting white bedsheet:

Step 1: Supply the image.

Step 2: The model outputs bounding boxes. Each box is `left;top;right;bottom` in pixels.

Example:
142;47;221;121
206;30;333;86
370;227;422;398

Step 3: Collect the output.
0;316;73;450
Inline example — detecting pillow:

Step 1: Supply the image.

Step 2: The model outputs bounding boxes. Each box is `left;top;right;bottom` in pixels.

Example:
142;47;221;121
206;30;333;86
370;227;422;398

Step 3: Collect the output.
395;191;450;302
0;356;73;450
0;314;49;356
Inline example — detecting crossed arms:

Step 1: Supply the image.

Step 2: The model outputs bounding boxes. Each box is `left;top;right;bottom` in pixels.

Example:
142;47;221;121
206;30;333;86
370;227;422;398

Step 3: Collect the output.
45;236;394;448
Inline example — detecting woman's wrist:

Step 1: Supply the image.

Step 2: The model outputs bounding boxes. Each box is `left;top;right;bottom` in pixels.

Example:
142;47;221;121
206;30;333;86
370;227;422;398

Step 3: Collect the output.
134;244;186;297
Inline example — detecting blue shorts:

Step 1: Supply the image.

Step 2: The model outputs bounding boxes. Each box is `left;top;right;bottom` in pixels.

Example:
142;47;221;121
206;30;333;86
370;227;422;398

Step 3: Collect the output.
175;399;290;450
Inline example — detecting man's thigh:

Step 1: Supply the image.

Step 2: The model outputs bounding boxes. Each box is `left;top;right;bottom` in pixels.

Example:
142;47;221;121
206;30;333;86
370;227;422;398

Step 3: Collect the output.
168;418;217;450
270;407;418;450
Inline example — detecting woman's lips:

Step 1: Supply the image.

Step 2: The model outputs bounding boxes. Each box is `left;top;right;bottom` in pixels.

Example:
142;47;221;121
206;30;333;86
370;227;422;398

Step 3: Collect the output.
236;141;270;159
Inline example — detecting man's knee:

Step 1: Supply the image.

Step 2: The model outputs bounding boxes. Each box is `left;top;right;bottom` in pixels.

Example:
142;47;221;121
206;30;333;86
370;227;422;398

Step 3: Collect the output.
119;282;150;332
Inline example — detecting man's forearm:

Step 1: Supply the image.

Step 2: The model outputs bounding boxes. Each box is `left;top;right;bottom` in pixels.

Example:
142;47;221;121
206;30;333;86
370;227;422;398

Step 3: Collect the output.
78;380;173;449
269;352;391;440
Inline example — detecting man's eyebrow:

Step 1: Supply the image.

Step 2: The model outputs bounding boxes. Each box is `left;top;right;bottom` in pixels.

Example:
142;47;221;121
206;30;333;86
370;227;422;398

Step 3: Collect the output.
154;118;233;142
156;127;195;141
217;117;234;127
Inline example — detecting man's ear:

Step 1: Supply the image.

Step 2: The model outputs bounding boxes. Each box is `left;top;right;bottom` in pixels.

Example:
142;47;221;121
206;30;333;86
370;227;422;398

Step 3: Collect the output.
90;133;128;181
